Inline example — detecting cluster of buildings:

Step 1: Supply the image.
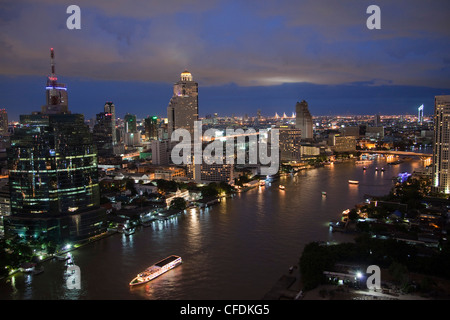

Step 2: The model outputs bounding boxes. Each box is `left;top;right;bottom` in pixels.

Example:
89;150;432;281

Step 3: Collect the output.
0;48;449;251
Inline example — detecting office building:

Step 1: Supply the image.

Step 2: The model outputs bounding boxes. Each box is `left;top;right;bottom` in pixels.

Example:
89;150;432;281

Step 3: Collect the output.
432;95;450;194
144;116;159;141
124;113;137;133
93;111;114;158
3;49;106;244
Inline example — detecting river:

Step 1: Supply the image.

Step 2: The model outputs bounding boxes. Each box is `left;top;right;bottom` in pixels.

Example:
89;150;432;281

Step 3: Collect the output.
0;157;425;300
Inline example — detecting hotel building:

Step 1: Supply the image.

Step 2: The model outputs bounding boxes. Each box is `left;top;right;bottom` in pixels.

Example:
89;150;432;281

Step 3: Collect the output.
432;95;450;194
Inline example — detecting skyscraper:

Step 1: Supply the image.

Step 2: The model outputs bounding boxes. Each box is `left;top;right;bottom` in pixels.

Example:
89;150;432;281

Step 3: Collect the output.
124;113;137;133
4;49;106;244
104;101;117;145
295;100;313;140
144;116;159;141
167;70;199;137
93;111;114;158
432;95;450;194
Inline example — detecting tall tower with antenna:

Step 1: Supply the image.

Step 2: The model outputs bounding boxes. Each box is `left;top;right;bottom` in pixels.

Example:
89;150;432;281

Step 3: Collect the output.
42;48;69;114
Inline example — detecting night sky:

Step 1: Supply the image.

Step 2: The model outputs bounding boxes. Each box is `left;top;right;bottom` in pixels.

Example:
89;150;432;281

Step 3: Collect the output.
0;0;449;121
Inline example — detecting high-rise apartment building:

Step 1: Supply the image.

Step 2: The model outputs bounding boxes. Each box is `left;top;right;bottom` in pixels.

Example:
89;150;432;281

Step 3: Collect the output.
295;100;313;140
432;95;450;194
167;70;199;137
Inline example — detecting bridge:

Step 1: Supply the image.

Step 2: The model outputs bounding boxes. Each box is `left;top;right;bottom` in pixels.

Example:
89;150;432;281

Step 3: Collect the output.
360;150;432;157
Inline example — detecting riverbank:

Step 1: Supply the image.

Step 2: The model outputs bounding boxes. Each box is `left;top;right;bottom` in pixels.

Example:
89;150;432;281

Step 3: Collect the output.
0;229;118;281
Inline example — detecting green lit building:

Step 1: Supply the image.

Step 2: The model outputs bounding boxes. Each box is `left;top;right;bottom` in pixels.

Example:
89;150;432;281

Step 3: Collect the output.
3;49;106;245
5;113;106;244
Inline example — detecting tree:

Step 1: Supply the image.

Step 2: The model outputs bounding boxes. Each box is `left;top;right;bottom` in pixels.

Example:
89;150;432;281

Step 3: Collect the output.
201;183;219;198
125;178;137;195
389;261;410;290
170;197;187;211
348;209;359;221
154;179;178;193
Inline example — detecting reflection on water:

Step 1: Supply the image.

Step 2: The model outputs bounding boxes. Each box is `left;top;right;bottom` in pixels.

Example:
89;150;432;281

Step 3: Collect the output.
0;158;426;300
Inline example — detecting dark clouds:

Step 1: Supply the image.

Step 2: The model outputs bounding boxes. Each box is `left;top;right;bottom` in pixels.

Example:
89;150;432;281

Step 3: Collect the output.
0;0;449;119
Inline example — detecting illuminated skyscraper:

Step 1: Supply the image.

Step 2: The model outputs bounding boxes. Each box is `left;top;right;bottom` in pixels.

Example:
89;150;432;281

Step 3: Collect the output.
295;100;313;140
167;70;199;137
432;95;450;194
4;49;106;244
5;113;105;243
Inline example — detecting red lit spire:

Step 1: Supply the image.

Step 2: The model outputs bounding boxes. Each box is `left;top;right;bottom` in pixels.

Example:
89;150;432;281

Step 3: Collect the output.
50;48;56;78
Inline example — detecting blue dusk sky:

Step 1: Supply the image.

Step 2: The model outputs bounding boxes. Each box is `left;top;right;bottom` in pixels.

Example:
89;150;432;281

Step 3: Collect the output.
0;0;449;121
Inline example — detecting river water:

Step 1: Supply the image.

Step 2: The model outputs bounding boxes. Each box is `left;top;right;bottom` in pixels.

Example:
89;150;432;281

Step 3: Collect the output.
0;157;424;300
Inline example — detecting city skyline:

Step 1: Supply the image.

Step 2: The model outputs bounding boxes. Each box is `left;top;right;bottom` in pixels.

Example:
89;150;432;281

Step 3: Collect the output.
0;1;449;120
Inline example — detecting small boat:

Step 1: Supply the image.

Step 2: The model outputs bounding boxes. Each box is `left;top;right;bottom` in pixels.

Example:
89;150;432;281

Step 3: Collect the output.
348;180;359;184
129;255;182;286
124;228;136;236
363;167;366;171
279;185;285;190
321;191;327;196
381;168;385;172
55;254;69;261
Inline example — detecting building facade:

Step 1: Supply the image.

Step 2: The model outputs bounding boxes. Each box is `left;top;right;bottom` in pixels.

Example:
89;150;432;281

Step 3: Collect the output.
93;111;114;158
432;95;450;194
144;116;159;141
279;126;302;161
295;100;313;140
6;113;106;243
104;101;117;145
167;70;199;137
3;49;106;244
